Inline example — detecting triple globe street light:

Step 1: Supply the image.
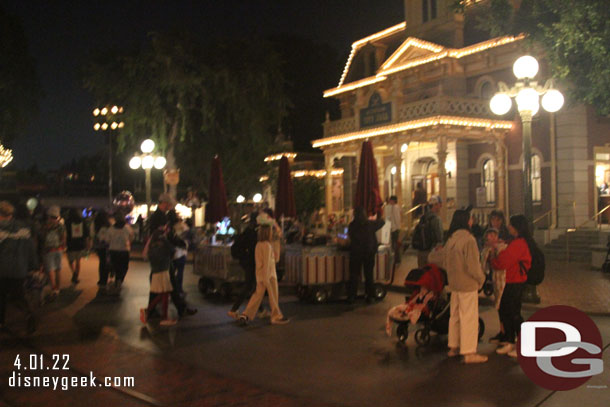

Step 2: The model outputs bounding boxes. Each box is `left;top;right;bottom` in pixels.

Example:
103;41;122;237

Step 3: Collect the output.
489;55;564;224
129;139;166;213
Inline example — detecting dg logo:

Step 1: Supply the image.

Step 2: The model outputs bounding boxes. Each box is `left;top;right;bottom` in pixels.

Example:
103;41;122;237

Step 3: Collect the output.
518;305;604;391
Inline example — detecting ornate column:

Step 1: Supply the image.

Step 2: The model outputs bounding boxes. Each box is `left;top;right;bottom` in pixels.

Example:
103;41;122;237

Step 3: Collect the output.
494;137;507;213
394;143;403;206
437;135;448;225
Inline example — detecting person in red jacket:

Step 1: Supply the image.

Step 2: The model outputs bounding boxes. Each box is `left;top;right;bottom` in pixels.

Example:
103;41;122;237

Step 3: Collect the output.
491;214;531;357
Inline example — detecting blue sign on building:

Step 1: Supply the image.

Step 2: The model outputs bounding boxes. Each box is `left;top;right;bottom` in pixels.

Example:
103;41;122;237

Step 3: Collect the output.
359;92;392;128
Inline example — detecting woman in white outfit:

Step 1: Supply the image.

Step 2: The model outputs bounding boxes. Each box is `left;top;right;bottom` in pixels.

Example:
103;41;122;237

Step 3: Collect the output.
429;209;487;364
238;225;289;325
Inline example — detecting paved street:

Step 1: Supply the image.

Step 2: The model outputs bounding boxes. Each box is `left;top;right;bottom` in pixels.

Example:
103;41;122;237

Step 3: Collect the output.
1;255;609;407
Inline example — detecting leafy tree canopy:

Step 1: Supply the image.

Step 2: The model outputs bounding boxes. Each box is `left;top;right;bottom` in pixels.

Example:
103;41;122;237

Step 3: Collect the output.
0;6;42;146
453;0;610;115
83;31;288;199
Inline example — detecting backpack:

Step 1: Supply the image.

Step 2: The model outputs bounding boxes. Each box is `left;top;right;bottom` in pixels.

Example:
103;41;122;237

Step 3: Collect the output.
411;214;433;251
522;239;545;285
231;232;248;260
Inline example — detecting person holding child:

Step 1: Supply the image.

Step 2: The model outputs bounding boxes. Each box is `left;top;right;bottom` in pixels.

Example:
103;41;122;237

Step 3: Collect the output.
480;228;508;343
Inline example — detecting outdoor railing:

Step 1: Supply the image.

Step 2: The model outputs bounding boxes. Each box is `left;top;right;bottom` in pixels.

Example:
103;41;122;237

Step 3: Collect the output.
404;204;424;235
533;207;557;243
565;204;610;263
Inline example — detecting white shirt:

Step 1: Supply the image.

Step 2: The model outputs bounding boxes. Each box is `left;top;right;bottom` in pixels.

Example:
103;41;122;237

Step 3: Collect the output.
384;203;401;232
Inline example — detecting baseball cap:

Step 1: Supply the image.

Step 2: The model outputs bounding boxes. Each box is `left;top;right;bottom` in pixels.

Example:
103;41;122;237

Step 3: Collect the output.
428;195;442;205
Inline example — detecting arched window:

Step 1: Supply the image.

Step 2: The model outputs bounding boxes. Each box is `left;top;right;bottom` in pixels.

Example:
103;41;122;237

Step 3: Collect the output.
482;159;496;205
532;154;542;203
480;82;494;100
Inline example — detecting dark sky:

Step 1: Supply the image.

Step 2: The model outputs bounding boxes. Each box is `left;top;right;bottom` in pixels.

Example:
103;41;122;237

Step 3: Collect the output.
4;0;405;170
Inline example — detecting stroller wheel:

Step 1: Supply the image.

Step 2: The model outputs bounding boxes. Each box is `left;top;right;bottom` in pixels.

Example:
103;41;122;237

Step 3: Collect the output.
313;288;329;304
296;284;309;301
373;284;387;300
415;328;431;346
396;323;408;343
478;318;485;340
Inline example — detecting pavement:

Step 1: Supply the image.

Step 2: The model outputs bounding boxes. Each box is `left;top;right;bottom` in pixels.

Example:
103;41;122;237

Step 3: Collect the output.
1;252;609;407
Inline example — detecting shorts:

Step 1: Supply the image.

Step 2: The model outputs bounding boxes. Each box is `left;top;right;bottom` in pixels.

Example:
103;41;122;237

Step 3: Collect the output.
67;251;85;262
44;251;62;272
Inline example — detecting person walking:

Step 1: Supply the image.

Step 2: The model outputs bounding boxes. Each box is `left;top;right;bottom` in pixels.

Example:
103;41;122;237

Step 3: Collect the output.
347;207;385;304
491;214;532;358
416;196;444;268
384;195;402;264
106;212;134;293
65;208;90;285
0;201;38;334
93;211;111;289
238;224;289;325
39;206;66;296
429;209;487;364
412;181;427;217
167;210;188;296
140;227;178;326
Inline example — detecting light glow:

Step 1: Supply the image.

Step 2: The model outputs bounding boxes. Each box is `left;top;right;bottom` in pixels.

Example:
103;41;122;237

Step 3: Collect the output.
516;88;540;115
400;143;408;153
129;156;142;169
101;107;108;115
236;195;245;203
312;116;513;148
93;123;101;131
111;106;119;114
513;55;539;79
0;145;13;168
490;93;512;115
292;169;344;178
541;89;564;113
445;159;456;173
324;76;387;98
140;139;155;153
264;152;297;162
93;108;100;116
141;155;154;169
252;193;262;203
101;123;108;130
154;156;166;169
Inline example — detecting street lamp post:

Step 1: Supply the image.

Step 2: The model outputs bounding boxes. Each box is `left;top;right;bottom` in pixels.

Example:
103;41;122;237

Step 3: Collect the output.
490;56;564;304
489;55;564;224
93;105;124;205
129;139;166;215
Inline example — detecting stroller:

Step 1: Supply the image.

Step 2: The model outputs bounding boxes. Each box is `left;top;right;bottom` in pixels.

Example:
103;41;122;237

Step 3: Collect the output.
386;264;485;346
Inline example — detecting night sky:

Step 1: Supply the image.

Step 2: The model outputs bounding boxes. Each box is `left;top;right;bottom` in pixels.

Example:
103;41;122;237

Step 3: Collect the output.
4;0;405;170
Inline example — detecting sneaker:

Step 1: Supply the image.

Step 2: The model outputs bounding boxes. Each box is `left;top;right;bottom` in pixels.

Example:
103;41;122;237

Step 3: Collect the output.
496;343;515;355
489;332;505;343
227;311;239;320
160;319;177;327
271;317;290;325
447;348;459;357
463;353;488;364
508;348;518;358
257;309;271;319
238;315;249;325
140;308;148;324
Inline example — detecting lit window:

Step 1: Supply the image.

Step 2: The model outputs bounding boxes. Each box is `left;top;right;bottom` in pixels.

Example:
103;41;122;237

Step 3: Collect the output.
482;159;496;205
532;154;542;203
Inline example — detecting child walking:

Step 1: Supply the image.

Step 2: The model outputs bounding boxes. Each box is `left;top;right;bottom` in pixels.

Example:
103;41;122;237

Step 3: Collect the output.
140;228;177;327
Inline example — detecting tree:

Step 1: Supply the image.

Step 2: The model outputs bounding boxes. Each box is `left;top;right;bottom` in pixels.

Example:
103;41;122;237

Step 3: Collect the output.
293;177;324;223
83;32;288;200
453;0;610;115
0;6;42;146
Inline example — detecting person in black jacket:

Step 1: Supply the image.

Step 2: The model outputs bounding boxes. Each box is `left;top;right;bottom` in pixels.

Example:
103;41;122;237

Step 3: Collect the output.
347;207;385;304
228;212;263;319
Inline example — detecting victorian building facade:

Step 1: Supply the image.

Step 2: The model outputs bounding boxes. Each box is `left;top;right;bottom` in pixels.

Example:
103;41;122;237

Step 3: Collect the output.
313;0;610;233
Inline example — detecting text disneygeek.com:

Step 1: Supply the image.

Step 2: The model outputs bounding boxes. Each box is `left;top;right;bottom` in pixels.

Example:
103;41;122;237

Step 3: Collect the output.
8;354;135;391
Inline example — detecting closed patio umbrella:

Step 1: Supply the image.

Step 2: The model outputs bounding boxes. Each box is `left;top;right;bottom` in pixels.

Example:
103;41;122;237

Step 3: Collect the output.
354;140;383;216
205;155;229;224
275;155;296;219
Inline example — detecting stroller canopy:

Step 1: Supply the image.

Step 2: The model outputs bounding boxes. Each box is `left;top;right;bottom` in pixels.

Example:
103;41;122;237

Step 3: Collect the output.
404;264;446;294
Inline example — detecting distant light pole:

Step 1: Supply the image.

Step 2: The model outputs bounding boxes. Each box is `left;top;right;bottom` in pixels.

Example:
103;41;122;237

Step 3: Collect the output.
490;55;564;224
93;105;124;204
129;139;166;214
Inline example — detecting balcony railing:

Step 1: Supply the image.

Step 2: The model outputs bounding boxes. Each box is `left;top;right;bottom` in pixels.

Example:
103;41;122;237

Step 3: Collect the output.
323;96;496;139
